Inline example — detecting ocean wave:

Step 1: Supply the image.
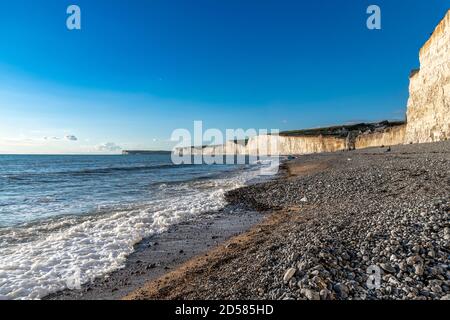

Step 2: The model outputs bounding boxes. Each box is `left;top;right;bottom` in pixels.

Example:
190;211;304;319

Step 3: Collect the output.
1;163;193;180
0;164;265;300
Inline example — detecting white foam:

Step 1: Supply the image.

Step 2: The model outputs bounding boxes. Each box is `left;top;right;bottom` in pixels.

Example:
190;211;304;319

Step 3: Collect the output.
0;166;263;300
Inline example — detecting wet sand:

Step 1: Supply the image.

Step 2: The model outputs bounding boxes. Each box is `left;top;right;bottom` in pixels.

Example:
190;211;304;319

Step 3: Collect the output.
46;208;266;300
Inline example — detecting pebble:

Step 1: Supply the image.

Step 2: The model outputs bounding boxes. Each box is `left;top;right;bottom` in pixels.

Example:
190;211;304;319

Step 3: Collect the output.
380;263;396;274
283;268;297;283
414;264;424;276
301;289;320;300
319;289;330;300
333;283;349;299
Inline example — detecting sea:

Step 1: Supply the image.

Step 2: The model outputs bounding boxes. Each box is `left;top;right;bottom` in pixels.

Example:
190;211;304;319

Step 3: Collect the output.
0;154;273;299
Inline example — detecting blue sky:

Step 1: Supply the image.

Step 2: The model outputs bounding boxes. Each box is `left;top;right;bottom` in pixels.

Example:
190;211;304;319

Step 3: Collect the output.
0;0;447;153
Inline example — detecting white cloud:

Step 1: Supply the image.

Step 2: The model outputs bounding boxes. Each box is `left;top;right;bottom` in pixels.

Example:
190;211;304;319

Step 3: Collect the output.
96;142;122;152
65;135;78;141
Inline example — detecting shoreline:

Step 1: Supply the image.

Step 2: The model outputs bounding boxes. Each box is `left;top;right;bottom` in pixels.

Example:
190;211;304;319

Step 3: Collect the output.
126;141;450;300
49;155;328;300
46;208;267;300
124;155;335;300
47;141;450;300
44;163;283;300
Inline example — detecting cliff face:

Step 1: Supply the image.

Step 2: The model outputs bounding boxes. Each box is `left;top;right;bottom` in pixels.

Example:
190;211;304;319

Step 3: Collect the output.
405;10;450;143
246;135;347;155
177;135;348;156
174;11;449;157
175;124;407;156
355;125;406;149
202;141;247;155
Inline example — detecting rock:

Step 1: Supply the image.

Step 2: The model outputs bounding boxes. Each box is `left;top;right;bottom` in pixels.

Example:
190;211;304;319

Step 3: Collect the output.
405;276;414;283
414;264;424;276
399;261;407;271
333;283;349;299
301;289;320;300
283;268;297;283
431;286;442;294
319;289;330;300
406;256;419;266
297;261;309;271
388;277;399;285
380;263;396;274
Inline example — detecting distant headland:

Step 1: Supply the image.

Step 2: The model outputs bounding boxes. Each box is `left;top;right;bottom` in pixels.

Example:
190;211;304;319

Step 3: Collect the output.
122;150;172;155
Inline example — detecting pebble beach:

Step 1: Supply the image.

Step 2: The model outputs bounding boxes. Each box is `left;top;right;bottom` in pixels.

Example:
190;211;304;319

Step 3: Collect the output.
126;141;450;300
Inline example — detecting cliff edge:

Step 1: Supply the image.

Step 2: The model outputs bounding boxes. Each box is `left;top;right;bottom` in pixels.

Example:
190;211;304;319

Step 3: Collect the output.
405;10;450;143
173;11;449;157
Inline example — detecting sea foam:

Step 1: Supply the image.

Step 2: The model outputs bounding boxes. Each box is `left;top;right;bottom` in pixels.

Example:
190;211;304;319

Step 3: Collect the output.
0;166;263;300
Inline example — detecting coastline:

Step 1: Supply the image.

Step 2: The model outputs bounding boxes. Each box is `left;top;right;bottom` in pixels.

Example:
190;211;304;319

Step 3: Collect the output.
126;141;450;300
46;141;450;300
123;154;338;300
45;207;267;300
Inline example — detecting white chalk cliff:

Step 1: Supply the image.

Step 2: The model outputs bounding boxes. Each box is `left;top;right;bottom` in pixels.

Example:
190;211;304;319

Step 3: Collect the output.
405;10;450;143
175;11;450;156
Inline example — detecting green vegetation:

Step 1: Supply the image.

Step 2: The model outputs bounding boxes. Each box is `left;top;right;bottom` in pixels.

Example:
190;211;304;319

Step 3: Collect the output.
280;121;405;137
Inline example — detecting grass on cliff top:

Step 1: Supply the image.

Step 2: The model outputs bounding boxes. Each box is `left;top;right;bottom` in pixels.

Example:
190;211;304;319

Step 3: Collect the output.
279;121;405;137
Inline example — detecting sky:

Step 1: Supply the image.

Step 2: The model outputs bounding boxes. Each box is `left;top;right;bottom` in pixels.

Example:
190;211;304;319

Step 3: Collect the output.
0;0;448;154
